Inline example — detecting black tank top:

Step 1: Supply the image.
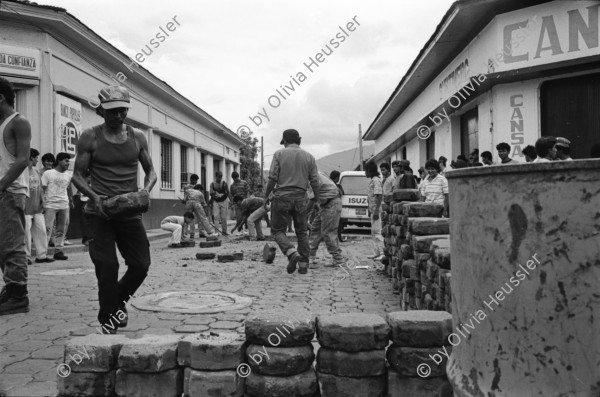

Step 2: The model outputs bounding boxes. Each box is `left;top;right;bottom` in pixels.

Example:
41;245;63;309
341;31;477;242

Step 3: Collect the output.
90;125;139;197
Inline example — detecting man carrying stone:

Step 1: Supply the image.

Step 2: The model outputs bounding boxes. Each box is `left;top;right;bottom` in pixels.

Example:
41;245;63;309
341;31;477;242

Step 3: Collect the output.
230;196;266;241
309;171;346;268
72;85;157;333
0;77;32;315
264;129;320;275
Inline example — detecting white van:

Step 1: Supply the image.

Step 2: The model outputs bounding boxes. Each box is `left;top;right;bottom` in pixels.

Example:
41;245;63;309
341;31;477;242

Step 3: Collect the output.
338;171;371;229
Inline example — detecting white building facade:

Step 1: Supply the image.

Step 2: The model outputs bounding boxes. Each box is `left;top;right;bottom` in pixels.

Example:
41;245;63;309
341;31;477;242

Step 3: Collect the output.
364;0;600;168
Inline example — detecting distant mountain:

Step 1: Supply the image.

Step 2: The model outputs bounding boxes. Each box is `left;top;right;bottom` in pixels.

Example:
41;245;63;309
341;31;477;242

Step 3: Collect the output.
316;144;375;175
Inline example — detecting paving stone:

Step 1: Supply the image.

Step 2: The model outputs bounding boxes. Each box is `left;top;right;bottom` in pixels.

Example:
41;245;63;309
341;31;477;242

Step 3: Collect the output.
412;235;449;253
118;335;181;373
211;321;242;330
4;381;59;397
57;370;115;397
247;343;314;376
387;371;453;397
178;332;245;370
115;368;182;397
262;243;277;263
200;240;222;248
409;218;450;236
233;252;244;260
0;373;33;392
245;313;315;347
317;372;386;396
316;313;390;352
217;254;235;262
195;252;216;260
386;311;452;347
316;348;385;377
246;368;317;397
3;358;54;374
183;367;244;397
63;334;130;372
392;189;419;201
386;345;450;377
174;324;210;333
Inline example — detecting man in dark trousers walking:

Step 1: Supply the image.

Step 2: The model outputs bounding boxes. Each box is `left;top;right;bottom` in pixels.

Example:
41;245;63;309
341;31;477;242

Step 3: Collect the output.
72;85;157;333
264;129;320;275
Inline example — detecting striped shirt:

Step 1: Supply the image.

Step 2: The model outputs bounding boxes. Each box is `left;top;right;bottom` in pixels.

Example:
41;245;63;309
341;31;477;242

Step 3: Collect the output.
419;174;448;205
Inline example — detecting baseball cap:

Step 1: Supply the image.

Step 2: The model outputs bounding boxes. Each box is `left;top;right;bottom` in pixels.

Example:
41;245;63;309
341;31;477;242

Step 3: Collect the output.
555;137;571;148
280;129;300;145
99;86;131;109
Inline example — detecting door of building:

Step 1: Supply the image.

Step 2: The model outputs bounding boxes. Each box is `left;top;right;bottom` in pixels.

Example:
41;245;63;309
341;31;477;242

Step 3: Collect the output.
540;73;600;159
460;108;478;157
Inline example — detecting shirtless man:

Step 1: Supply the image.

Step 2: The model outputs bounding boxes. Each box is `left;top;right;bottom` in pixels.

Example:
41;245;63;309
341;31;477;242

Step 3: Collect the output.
0;77;32;315
72;85;157;333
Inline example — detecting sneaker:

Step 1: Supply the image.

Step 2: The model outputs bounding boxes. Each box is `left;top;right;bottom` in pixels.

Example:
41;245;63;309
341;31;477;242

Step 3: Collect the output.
242;230;249;236
117;305;128;328
287;252;301;274
298;261;309;274
256;236;265;241
54;251;68;260
64;240;73;246
309;255;318;265
373;255;385;261
35;257;55;263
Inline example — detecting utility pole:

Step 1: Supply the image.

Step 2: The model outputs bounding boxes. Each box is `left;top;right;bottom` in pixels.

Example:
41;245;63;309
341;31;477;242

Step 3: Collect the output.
358;124;364;170
261;136;264;184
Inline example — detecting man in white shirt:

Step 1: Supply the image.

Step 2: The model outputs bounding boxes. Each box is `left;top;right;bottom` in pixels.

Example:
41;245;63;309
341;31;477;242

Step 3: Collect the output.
533;136;557;163
160;212;194;248
419;159;449;217
380;162;394;196
41;152;72;260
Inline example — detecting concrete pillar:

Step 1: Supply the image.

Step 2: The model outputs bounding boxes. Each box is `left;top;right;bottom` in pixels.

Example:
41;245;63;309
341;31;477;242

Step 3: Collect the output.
204;153;214;189
220;160;227;183
446;160;600;396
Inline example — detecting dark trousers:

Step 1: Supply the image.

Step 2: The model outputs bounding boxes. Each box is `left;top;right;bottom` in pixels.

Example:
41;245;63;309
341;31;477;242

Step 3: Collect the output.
85;214;150;324
270;195;309;261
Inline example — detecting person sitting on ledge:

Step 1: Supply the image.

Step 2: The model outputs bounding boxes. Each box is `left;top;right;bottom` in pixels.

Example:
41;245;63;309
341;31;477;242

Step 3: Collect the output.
161;212;194;248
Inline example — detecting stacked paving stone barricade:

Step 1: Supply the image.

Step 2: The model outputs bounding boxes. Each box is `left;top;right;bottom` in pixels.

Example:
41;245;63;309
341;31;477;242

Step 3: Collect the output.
244;313;318;397
386;311;453;396
57;312;454;396
381;188;452;312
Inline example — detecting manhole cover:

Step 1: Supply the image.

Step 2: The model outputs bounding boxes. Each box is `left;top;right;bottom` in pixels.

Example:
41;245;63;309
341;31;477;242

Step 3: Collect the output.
40;268;95;276
131;291;253;314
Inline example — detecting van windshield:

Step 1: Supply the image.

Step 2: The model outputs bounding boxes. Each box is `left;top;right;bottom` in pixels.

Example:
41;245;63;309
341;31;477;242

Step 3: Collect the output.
340;176;369;195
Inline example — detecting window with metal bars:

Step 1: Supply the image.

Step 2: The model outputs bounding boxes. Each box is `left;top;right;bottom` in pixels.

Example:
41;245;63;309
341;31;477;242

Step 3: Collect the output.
180;145;188;190
160;137;173;189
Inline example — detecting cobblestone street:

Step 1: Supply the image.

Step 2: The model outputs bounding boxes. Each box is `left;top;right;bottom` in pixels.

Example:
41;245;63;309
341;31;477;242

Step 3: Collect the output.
0;229;397;397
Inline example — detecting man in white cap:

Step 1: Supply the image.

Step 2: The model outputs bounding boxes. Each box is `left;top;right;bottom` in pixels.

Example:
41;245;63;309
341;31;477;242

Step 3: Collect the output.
555;137;573;161
72;85;157;333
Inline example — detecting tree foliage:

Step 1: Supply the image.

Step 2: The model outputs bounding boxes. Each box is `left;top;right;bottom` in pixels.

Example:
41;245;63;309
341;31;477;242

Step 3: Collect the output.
239;136;262;194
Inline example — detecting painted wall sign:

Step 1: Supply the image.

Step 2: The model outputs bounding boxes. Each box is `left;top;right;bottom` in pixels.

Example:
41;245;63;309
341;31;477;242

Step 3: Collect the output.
55;94;82;155
0;44;41;78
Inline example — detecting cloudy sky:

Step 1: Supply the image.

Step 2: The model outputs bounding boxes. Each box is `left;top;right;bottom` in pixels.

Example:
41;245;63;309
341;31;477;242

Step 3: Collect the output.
43;0;455;167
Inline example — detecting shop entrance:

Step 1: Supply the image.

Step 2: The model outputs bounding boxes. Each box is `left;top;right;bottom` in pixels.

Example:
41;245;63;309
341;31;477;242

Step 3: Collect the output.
541;73;600;159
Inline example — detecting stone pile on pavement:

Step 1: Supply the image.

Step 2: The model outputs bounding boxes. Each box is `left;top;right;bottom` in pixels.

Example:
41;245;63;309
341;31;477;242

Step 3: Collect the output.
178;332;246;396
384;199;452;312
386;311;453;397
381;189;420;297
245;313;318;397
316;313;389;396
